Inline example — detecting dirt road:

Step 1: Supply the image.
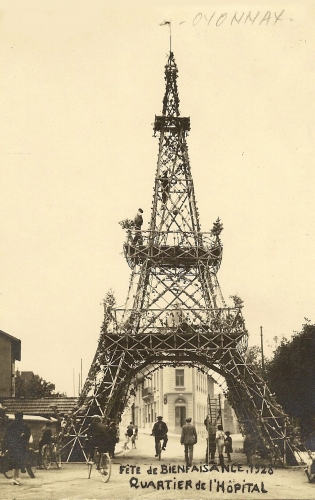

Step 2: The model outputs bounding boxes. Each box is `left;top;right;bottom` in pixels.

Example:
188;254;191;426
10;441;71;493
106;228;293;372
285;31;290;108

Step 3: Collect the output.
1;431;313;499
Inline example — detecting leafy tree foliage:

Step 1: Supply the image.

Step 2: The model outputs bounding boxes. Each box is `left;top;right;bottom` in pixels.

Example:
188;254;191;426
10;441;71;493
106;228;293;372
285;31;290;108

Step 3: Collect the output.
266;322;315;435
100;289;116;334
245;345;270;379
15;372;63;398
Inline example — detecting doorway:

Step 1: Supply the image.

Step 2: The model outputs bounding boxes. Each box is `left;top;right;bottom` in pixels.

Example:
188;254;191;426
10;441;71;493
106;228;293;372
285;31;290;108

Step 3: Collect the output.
175;405;186;430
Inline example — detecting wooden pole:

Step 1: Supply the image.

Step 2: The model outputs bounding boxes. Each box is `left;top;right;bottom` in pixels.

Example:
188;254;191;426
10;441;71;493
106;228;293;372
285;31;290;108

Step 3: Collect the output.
283;422;287;465
260;326;265;375
80;358;83;392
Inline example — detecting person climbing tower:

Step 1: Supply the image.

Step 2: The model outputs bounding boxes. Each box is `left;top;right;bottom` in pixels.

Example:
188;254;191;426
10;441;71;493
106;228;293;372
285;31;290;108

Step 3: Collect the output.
133;208;143;244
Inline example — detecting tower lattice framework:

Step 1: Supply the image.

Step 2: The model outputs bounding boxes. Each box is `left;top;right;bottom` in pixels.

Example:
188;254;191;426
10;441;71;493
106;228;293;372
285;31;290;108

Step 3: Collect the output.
63;52;290;463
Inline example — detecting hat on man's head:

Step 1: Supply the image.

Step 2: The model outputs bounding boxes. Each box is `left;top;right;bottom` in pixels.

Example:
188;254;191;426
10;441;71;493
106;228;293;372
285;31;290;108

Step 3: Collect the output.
138;208;143;213
157;416;163;420
92;415;102;421
15;411;23;419
185;418;192;423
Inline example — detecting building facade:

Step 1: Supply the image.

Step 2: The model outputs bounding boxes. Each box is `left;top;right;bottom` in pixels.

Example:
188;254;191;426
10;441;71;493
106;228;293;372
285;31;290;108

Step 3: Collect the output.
122;366;217;437
0;330;21;397
223;398;239;434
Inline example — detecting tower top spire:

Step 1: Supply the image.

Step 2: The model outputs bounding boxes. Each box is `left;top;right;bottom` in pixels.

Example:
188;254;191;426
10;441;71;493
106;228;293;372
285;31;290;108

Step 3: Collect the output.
162;51;180;117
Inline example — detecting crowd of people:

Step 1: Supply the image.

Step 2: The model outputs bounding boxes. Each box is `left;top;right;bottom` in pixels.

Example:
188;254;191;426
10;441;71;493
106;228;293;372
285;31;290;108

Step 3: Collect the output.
0;407;121;485
179;416;234;467
204;415;235;466
1;406;258;486
120;414;252;469
147;415;236;467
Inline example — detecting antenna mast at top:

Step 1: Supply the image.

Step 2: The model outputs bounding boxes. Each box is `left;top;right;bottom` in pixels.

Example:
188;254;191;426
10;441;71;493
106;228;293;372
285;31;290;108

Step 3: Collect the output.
160;20;172;52
169;20;172;53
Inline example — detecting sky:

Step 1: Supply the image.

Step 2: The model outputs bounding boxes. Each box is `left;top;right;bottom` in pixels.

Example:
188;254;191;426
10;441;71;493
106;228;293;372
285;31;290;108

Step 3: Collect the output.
1;1;314;397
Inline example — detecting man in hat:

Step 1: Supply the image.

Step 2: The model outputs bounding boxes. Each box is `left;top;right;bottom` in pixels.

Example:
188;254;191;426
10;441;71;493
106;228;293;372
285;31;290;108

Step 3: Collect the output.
2;411;31;485
180;418;197;467
152;416;168;457
87;415;109;464
133;208;143;244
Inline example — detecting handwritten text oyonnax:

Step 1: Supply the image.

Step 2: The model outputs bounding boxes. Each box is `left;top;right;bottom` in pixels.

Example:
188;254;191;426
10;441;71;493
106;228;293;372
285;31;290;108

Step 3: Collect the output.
192;10;286;27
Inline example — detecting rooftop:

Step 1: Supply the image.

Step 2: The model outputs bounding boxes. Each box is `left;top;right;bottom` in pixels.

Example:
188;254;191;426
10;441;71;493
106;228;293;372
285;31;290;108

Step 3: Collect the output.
2;397;79;418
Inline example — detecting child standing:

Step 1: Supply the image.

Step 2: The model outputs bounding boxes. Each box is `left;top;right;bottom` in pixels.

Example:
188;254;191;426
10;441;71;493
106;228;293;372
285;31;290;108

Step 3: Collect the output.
224;431;233;463
131;434;137;449
123;433;130;450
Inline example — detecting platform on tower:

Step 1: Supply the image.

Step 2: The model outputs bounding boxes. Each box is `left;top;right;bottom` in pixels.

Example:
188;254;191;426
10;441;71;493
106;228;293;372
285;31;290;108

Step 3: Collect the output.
101;306;247;353
123;230;222;269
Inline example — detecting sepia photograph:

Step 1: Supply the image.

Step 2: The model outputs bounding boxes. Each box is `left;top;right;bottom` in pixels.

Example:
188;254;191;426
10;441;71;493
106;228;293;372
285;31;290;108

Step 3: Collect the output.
0;1;315;498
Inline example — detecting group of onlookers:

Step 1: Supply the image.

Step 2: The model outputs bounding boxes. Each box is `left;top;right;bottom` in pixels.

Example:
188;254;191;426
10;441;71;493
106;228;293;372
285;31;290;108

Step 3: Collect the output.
130;414;249;468
1;408;259;486
204;416;233;466
150;415;232;468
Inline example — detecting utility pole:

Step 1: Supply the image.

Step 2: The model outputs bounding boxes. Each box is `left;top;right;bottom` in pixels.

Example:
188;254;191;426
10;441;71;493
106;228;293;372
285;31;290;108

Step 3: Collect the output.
260;326;265;375
81;358;83;393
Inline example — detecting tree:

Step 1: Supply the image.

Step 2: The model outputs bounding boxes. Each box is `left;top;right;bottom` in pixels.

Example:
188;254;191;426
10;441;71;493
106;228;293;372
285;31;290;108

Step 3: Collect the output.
245;345;270;379
15;372;63;398
266;322;315;436
100;289;116;334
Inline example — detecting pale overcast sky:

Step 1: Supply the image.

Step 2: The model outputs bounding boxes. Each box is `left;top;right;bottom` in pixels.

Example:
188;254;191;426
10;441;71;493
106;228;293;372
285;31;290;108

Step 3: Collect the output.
1;1;314;396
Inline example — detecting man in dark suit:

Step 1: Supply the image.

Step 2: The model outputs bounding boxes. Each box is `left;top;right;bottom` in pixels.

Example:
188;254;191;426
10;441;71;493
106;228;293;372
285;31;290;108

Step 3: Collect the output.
152;416;168;456
180;417;198;466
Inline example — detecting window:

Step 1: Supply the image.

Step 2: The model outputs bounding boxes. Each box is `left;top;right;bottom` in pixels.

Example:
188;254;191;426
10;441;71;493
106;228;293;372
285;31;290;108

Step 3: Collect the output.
175;369;184;387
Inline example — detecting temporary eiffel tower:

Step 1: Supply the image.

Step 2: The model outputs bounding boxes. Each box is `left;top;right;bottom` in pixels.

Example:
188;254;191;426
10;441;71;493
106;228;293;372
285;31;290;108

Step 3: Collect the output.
62;52;291;463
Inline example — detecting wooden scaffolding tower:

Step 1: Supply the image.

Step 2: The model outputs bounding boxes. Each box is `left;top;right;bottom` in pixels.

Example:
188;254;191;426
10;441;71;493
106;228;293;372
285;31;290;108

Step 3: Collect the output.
62;52;291;463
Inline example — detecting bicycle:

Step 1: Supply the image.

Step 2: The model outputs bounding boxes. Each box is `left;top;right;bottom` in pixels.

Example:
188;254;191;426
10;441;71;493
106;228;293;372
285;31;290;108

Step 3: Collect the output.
0;451;13;479
0;448;37;479
87;447;111;483
42;436;62;469
157;439;162;460
151;431;168;461
154;436;165;461
25;448;37;478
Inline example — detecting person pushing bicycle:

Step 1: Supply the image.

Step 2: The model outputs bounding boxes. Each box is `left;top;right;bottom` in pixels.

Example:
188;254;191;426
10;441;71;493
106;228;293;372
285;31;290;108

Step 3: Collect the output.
38;421;53;468
151;416;168;457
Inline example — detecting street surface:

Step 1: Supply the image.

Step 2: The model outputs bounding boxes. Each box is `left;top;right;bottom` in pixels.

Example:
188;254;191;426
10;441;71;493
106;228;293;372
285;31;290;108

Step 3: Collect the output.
0;431;313;500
